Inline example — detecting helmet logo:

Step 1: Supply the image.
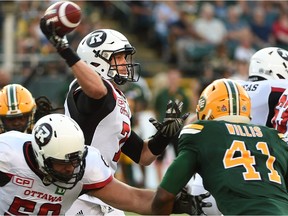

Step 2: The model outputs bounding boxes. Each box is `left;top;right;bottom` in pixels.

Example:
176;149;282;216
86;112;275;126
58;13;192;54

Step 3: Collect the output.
277;48;288;61
242;105;247;112
87;30;107;48
219;105;227;112
34;123;52;147
198;96;206;111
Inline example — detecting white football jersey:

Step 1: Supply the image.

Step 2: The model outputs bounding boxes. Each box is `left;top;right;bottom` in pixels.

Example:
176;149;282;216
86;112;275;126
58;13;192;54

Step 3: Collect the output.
65;79;132;173
64;79;132;213
0;131;112;215
236;79;288;126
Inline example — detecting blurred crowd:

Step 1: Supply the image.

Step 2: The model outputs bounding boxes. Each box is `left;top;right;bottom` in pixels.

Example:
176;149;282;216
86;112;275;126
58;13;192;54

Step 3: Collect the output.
124;1;288;76
0;1;287;78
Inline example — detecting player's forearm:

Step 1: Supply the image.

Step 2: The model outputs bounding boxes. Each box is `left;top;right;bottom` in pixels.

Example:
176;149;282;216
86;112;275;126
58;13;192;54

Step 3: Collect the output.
138;140;158;166
126;187;156;214
71;60;107;99
90;178;155;214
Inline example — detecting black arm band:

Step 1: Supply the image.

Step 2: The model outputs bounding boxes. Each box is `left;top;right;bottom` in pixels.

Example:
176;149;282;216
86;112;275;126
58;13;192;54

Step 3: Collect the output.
148;132;171;155
59;47;81;67
121;130;144;163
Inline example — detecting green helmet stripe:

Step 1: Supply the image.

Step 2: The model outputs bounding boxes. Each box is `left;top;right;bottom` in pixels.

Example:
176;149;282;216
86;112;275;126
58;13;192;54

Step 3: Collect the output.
224;80;239;116
6;85;18;111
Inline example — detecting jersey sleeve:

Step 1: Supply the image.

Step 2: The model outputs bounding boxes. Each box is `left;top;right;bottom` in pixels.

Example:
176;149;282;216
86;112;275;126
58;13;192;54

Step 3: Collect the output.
82;147;113;190
121;130;144;163
159;123;205;195
73;80;115;114
160;149;197;195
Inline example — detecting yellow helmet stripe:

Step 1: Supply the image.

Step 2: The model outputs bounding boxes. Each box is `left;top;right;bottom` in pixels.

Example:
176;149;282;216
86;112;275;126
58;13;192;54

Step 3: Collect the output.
224;79;240;116
6;84;18;111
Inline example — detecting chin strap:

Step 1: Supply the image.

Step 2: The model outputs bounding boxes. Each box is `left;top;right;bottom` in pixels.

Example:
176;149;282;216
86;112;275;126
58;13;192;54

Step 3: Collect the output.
113;74;127;85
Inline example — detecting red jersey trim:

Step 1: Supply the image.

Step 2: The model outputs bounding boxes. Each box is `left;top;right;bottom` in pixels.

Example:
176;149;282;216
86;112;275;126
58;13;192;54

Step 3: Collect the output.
271;87;286;93
83;175;113;190
104;80;118;100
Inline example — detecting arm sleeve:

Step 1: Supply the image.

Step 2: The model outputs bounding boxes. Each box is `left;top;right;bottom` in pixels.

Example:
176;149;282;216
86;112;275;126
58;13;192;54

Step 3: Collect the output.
160;150;197;195
121;130;144;163
0;170;11;187
76;80;115;114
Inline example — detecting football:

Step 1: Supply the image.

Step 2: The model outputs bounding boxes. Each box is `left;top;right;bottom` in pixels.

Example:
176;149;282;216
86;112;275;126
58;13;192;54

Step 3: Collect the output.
44;1;82;37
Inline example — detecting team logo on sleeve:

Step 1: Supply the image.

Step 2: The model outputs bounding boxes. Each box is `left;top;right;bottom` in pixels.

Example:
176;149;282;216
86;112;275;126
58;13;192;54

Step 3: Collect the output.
34;123;53;147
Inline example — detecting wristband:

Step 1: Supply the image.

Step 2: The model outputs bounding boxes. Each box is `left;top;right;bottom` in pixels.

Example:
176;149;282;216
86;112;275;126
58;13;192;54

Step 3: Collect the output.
59;47;80;67
148;132;171;155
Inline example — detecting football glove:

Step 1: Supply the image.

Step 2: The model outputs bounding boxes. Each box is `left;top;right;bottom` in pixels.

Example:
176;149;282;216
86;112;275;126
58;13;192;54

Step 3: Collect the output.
173;186;212;215
40;17;69;51
149;100;189;138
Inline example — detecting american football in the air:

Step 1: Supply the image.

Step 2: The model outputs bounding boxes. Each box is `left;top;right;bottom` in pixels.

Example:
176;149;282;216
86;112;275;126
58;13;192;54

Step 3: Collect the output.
44;1;81;37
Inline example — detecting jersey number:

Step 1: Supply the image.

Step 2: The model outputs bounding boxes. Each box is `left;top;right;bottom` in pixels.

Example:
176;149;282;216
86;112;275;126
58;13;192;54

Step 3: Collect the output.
223;140;281;184
7;197;61;215
113;121;130;162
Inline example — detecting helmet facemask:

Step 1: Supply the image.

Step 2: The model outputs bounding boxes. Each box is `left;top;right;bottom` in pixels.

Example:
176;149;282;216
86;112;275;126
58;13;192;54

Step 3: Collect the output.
1;112;34;133
41;147;87;189
108;48;140;85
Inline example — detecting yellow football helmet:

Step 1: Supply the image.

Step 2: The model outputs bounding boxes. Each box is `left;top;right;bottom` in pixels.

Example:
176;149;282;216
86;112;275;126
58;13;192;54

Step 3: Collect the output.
196;79;251;123
0;84;36;133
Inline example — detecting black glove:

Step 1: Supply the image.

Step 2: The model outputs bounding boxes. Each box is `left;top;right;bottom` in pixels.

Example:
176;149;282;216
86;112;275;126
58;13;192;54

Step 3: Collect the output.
149;100;189;138
39;17;80;67
148;100;189;155
40;17;69;51
173;187;212;215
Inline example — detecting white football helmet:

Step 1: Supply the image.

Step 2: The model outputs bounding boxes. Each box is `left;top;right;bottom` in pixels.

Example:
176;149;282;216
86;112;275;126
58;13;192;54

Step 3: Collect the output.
77;29;141;85
31;113;87;189
249;47;288;81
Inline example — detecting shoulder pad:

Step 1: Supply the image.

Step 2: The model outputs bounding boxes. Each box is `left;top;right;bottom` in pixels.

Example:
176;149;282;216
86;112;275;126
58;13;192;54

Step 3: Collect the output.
180;123;204;136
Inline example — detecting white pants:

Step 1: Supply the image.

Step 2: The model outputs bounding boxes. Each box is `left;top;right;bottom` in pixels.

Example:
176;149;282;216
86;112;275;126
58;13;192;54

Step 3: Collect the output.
66;198;125;216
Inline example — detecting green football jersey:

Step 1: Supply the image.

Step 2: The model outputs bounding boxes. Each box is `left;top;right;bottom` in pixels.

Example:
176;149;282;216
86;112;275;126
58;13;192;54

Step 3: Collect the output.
160;120;288;215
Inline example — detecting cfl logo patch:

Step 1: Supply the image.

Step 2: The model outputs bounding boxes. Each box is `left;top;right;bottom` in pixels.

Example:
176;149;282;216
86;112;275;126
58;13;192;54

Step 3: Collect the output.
13;176;33;188
34;123;53;147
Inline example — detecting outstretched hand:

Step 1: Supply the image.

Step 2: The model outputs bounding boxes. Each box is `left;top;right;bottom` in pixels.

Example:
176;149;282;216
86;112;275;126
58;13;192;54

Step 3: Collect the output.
149;100;189;138
173;187;212;215
39;17;69;51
